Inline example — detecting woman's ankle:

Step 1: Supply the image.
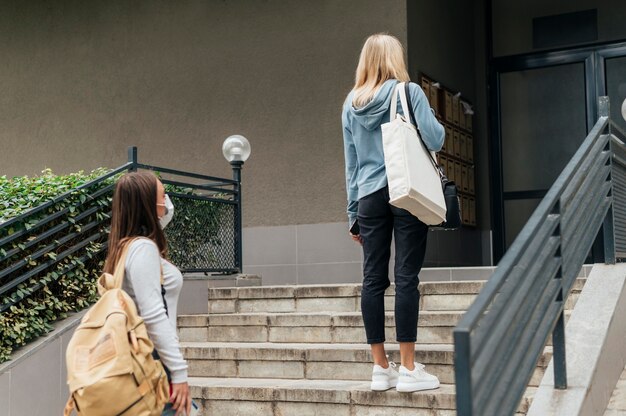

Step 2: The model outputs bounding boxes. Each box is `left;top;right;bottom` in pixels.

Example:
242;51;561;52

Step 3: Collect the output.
374;359;390;368
400;361;415;371
371;343;389;368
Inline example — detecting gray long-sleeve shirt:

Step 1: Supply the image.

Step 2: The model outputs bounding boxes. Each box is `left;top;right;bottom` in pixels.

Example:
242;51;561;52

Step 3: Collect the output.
123;238;188;383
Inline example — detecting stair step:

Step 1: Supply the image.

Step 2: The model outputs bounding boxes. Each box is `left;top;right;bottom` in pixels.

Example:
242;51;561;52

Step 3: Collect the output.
189;377;534;415
181;341;552;387
208;281;484;314
178;310;572;345
180;278;587;414
180;310;466;328
179;311;463;344
207;280;585;314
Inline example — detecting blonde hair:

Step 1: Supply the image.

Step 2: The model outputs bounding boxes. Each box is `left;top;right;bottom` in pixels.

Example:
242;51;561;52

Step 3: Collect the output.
352;33;410;108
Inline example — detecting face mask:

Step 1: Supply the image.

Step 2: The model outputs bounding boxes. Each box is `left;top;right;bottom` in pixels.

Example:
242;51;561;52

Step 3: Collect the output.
157;194;175;229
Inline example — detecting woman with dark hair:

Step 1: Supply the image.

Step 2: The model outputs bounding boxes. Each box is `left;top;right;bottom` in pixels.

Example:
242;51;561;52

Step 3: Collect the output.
104;171;191;416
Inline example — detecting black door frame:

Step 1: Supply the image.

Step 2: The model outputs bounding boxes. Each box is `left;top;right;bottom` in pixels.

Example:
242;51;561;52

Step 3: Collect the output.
489;41;626;263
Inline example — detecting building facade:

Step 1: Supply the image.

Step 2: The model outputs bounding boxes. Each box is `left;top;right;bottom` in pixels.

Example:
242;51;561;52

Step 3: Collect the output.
2;0;626;284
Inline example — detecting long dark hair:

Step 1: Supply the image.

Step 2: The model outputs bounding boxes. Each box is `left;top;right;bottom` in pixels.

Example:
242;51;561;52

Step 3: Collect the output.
104;171;167;274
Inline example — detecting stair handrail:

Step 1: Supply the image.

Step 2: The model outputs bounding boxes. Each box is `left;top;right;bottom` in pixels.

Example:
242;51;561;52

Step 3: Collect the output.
454;97;622;416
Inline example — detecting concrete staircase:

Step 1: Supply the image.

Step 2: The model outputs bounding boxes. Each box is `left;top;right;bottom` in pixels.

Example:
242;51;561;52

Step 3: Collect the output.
178;278;585;415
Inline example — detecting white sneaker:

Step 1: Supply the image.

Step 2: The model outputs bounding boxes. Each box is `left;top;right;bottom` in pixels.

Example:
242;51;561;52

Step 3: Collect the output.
396;362;440;392
371;362;399;391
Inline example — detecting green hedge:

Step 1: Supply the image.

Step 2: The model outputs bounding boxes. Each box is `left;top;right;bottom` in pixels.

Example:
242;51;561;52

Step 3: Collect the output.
0;169;113;363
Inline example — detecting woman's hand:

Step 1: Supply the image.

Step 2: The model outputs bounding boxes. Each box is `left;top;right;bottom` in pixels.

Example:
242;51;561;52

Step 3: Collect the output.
170;382;192;416
350;233;363;245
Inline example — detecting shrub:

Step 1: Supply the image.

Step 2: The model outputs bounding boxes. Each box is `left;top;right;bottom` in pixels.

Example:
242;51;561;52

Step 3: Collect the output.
0;169;114;363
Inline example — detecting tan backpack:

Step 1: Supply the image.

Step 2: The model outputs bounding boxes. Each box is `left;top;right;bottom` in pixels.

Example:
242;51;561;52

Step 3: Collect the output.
64;241;169;416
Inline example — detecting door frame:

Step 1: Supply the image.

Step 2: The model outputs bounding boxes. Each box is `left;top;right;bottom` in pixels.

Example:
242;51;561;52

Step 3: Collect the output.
596;44;626;96
489;41;626;263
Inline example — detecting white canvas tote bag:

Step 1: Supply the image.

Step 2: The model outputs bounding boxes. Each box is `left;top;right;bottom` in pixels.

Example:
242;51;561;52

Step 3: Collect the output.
382;82;446;225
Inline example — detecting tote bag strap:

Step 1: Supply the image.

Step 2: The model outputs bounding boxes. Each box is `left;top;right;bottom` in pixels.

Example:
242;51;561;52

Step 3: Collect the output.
397;82;411;120
389;83;400;121
389;81;411;122
403;82;444;177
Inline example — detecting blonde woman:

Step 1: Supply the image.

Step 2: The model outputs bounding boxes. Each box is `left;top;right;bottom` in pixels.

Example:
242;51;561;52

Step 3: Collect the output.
342;34;444;392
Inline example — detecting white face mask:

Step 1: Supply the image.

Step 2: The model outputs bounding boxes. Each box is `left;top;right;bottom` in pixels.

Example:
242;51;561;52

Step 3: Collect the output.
158;194;175;229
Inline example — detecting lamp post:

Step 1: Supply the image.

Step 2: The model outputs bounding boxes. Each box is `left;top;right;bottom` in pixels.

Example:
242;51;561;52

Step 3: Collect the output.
222;135;251;273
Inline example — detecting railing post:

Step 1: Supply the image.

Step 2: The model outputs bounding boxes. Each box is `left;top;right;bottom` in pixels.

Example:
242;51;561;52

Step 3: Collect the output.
599;96;610;128
553;308;568;389
231;161;243;273
604;206;616;265
454;329;473;416
128;146;138;172
599;96;616;264
553;200;568;389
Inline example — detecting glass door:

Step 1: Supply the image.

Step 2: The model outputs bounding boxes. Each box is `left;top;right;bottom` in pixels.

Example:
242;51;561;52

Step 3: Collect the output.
490;50;595;261
500;64;588;248
491;42;626;262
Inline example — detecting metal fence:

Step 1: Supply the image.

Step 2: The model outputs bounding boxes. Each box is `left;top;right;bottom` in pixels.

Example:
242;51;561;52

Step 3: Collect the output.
0;146;242;313
453;97;626;415
131;150;241;273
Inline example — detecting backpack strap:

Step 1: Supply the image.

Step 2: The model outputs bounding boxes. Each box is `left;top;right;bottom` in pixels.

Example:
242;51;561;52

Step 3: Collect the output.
101;239;169;317
63;395;76;416
107;239;135;290
99;238;143;292
105;239;169;311
110;245;131;289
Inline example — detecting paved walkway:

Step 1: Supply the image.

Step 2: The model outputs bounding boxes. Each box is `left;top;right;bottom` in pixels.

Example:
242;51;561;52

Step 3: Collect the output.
605;365;626;415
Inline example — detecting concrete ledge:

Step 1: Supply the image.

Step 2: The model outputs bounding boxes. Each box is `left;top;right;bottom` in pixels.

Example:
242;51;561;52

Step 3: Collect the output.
183;273;262;288
0;309;86;415
0;309;85;374
527;263;626;416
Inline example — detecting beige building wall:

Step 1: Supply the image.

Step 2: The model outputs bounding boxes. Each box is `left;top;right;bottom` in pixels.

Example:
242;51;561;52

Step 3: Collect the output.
1;1;491;285
0;0;407;228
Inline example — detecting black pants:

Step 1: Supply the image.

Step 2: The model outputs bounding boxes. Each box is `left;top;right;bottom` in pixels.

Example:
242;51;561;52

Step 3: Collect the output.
358;187;428;344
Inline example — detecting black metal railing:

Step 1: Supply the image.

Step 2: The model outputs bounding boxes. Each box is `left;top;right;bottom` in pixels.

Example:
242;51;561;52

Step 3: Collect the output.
0;146;242;313
454;97;626;416
611;122;626;258
0;166;125;314
129;148;242;274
